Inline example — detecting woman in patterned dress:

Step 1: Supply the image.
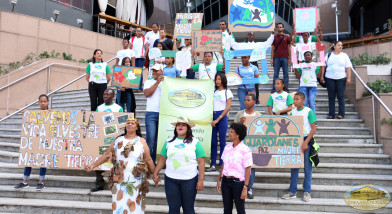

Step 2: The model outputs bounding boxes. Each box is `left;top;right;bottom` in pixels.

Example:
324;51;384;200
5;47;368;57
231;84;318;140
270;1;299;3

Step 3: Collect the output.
85;117;155;213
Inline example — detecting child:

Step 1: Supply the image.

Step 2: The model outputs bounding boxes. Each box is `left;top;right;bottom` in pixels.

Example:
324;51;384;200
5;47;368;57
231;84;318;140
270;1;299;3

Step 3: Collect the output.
163;57;180;78
116;57;136;114
14;94;50;191
266;79;293;115
295;51;320;115
282;92;317;202
155;42;168;65
92;88;123;192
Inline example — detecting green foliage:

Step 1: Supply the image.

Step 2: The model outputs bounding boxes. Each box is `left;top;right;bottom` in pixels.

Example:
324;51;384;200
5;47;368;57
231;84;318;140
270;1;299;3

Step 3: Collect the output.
39;51;50;59
362;79;392;97
79;58;92;64
381;118;392;126
350;52;391;66
51;50;60;58
62;52;73;61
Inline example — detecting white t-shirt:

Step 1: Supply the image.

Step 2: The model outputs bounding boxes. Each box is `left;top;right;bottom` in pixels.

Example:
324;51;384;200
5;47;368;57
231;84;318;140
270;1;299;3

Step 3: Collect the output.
96;103;123;112
130;37;147;58
143;79;161;112
145;30;160;50
213;89;233;111
325;52;353;80
160;137;205;180
297;65;320;87
244;111;257;116
116;49;135;65
291;106;317;136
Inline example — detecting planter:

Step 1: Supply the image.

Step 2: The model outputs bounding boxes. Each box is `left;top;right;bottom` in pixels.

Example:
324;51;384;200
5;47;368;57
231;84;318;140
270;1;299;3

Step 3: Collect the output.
365;64;392;76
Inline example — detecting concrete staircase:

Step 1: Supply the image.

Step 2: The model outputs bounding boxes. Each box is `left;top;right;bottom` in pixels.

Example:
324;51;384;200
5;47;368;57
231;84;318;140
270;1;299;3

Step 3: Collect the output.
0;57;391;213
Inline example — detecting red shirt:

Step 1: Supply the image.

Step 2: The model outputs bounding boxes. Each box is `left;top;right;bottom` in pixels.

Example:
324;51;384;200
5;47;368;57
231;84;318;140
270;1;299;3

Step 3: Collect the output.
272;34;291;58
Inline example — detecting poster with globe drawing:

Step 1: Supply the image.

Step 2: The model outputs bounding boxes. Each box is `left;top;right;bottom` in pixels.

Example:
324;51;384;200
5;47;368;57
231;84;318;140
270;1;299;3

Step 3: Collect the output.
111;65;143;89
228;0;275;32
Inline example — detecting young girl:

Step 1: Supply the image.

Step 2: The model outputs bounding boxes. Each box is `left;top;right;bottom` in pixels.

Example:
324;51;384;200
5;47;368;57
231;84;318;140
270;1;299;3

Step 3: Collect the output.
163;57;180;78
14;94;50;191
206;73;233;172
155;42;168;64
267;79;294;115
85;49;112;111
116;57;136;114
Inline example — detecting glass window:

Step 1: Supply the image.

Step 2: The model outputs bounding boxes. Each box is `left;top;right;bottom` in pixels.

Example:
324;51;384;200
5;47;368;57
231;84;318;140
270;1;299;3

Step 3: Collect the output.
278;0;284;18
204;6;211;26
212;2;220;22
284;2;290;22
197;4;203;13
220;0;228;17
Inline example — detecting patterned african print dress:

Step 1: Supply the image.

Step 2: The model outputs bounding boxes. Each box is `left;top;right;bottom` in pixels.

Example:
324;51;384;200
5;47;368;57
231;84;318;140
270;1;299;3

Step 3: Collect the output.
109;136;149;214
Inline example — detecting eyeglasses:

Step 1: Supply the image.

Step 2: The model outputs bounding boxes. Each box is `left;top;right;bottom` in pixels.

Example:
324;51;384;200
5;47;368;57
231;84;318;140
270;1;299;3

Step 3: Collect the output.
219;24;225;26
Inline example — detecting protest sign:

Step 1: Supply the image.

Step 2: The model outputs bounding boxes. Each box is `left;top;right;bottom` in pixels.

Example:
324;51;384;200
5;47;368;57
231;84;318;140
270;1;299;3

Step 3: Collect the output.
148;48;162;60
293;7;319;33
243;115;304;168
157;77;214;165
191;30;222;53
18;110;134;170
174;13;203;39
226;72;243;86
175;50;192;77
228;0;275;32
111;65;143;89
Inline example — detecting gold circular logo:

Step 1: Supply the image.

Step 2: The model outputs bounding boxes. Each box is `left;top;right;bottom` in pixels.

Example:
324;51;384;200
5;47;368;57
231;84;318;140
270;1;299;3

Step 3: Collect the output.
344;184;391;211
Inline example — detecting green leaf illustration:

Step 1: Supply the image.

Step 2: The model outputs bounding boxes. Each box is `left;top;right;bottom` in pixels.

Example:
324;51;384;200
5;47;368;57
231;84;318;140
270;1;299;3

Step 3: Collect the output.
173;159;182;170
184;155;189;162
169;152;177;158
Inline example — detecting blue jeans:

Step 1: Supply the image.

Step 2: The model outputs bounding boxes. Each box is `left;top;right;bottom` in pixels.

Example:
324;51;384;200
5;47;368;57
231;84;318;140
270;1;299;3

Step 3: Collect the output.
237;87;255;110
272;58;289;92
165;175;198;214
23;167;46;181
211;110;228;166
145;111;159;162
289;137;312;194
325;77;346;117
116;89;133;112
221;176;245;214
248;168;256;190
135;58;146;68
299;86;318;115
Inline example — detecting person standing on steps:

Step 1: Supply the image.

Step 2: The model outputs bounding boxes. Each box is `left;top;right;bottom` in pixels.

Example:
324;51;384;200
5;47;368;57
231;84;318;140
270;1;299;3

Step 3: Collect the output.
206;73;233;172
130;26;149;68
234;94;261;199
266;79;293;115
153;28;173;50
86;49;112;112
320;41;352;120
217;123;253;214
234;56;259;110
153;116;205;214
144;64;164;162
188;52;224;80
91;88;124;192
115;38;135;66
14;94;50;191
145;23;160;51
116;57;136;114
282;92;318;202
271;23;291;93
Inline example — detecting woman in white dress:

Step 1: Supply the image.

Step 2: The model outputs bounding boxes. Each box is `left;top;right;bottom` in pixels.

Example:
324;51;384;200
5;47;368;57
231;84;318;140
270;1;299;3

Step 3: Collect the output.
85;117;155;213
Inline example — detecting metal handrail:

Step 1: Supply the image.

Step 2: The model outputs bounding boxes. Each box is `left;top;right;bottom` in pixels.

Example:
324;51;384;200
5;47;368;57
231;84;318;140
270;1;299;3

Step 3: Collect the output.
351;67;392;144
0;57;116;122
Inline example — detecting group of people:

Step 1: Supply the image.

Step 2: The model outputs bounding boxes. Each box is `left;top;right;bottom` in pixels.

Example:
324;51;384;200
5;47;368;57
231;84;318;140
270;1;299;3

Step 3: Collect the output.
13;19;354;214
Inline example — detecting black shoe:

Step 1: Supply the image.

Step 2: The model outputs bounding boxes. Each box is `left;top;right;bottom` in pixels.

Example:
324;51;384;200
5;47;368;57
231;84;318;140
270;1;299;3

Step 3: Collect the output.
36;183;45;191
90;186;104;192
14;182;29;190
205;166;216;172
247;188;254;199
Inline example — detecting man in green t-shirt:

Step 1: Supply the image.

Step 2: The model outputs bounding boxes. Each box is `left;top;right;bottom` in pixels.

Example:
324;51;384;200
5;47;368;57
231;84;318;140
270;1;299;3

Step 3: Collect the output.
189;52;224;80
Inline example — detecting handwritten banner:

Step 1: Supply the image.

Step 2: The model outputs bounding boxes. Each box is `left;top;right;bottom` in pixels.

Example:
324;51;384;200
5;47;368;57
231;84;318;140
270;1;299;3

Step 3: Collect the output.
111;65;143;89
228;0;275;32
293;7;318;33
244;115;304;168
19;110;134;170
174;13;204;39
191;30;222;53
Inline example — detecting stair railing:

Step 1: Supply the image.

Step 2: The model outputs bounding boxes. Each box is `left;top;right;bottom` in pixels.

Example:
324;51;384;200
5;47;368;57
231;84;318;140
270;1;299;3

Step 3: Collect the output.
0;57;116;122
351;67;392;143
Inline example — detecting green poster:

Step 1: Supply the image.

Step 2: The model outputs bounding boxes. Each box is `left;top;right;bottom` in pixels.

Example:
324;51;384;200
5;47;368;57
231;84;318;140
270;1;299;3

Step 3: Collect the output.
156;77;214;165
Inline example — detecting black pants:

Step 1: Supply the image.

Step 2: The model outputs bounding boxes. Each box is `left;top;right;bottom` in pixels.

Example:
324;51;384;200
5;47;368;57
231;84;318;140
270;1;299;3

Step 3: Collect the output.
250;61;259;103
88;82;107;111
95;170;105;187
221;176;245;214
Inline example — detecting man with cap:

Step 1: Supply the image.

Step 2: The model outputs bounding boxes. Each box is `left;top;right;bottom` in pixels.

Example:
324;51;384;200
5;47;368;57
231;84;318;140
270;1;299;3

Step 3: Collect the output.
144;63;164;162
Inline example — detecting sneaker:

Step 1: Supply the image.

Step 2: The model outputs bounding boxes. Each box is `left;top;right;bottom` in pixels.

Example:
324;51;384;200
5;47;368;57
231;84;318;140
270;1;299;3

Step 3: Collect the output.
247;188;254;199
90;186;104;192
14;182;29;190
36;183;45;191
282;192;297;199
303;192;311;202
205;166;216;172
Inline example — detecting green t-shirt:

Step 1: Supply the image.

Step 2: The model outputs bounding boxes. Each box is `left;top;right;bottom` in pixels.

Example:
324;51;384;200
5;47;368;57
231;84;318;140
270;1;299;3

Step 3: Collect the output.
191;63;223;80
85;62;112;84
294;35;317;43
96;103;124;112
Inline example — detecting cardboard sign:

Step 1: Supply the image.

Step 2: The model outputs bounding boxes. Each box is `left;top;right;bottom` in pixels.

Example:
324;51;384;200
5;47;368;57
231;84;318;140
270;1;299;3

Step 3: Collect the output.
244;115;304;168
228;0;275;32
111;65;143;89
226;72;243;86
176;50;192;77
250;48;267;61
174;13;204;39
191;30;222;53
291;43;325;68
18;110;134;170
293;7;318;33
148;48;162;60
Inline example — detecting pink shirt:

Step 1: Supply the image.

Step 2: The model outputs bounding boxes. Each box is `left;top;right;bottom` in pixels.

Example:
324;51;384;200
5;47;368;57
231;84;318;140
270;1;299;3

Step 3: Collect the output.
221;141;253;181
